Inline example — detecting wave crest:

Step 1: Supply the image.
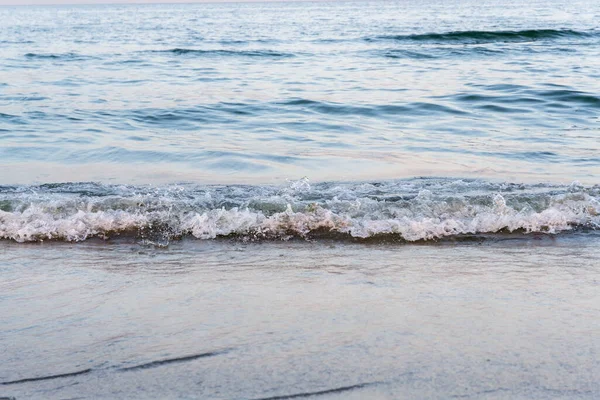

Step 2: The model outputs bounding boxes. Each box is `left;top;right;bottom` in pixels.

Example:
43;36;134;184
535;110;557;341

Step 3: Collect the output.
372;29;595;44
1;179;598;243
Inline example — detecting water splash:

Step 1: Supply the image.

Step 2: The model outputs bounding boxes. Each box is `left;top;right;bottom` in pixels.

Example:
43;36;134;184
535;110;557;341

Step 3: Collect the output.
1;179;598;243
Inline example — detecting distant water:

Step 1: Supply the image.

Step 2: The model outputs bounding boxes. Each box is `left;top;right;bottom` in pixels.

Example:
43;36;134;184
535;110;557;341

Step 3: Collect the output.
1;0;600;187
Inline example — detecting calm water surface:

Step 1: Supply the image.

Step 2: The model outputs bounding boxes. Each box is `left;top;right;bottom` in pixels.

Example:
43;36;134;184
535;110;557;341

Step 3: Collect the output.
1;0;599;184
2;238;600;399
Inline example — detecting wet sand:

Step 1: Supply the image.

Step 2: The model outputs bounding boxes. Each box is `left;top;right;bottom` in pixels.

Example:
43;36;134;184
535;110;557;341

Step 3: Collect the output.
1;236;599;399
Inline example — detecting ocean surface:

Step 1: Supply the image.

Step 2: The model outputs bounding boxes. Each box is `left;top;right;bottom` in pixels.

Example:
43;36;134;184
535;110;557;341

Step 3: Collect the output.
1;0;600;187
1;0;600;399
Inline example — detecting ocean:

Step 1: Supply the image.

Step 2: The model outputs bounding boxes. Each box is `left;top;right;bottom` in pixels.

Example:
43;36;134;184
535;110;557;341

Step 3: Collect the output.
1;0;600;398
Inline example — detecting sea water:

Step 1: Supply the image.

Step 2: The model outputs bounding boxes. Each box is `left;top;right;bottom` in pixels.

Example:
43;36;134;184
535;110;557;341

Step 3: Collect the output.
1;0;600;398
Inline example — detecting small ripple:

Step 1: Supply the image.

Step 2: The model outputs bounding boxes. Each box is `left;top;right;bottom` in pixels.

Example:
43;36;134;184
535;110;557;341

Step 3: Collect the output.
2;95;48;101
279;98;467;117
380;49;436;59
24;52;97;61
1;369;92;385
218;38;279;45
252;382;380;400
0;40;34;44
442;86;600;113
538;90;600;107
0;112;26;125
371;29;596;44
149;48;295;58
119;350;227;371
476;104;533;113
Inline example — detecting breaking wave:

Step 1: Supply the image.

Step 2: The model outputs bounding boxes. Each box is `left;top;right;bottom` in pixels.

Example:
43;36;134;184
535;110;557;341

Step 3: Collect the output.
1;179;599;244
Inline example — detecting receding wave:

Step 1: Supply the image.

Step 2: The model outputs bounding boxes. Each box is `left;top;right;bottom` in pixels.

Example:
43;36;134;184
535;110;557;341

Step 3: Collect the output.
150;48;294;58
372;29;595;44
1;179;598;244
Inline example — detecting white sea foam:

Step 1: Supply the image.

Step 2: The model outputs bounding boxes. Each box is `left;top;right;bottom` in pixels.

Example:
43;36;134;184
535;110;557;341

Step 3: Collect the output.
1;180;598;243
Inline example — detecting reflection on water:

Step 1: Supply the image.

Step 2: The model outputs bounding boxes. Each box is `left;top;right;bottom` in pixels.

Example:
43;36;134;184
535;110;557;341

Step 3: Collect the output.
2;237;600;399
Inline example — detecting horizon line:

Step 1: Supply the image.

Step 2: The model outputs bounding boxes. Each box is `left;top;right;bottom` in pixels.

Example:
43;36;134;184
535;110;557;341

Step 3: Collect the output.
1;0;346;6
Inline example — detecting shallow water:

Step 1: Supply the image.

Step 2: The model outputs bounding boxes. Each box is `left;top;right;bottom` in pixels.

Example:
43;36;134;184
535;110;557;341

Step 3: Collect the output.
2;238;600;399
1;0;600;184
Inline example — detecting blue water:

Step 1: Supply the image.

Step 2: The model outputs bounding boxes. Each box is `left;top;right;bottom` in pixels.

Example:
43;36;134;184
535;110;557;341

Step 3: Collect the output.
1;0;600;186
